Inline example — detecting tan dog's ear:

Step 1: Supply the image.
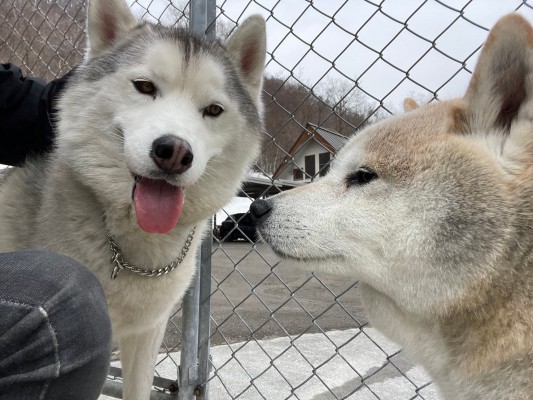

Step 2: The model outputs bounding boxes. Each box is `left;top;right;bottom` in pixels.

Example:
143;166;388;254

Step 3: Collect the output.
403;98;420;113
465;13;533;132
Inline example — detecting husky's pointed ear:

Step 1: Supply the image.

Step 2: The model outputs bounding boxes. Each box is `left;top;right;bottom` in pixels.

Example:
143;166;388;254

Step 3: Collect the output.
86;0;137;59
225;15;267;101
403;97;420;113
465;13;533;132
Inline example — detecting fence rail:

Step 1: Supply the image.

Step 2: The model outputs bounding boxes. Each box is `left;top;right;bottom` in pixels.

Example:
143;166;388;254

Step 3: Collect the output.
1;0;532;399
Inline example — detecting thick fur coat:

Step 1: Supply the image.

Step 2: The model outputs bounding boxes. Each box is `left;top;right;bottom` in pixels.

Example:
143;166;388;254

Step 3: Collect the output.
252;14;533;400
0;0;266;398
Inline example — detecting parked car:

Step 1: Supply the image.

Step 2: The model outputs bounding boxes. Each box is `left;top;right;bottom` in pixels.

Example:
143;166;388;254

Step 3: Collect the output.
218;213;258;242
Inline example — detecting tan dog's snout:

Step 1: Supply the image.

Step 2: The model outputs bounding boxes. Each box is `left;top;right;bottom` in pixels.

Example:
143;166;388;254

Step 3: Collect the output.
249;198;273;225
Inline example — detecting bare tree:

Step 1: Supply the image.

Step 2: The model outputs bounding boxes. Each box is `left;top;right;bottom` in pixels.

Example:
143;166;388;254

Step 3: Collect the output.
0;0;85;80
316;77;371;134
255;74;372;175
157;0;189;28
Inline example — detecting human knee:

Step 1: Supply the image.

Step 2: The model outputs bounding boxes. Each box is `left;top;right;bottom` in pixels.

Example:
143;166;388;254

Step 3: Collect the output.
0;250;112;398
22;250;112;369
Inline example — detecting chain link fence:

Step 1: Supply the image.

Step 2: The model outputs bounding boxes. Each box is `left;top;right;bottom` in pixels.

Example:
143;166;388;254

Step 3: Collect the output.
1;0;532;399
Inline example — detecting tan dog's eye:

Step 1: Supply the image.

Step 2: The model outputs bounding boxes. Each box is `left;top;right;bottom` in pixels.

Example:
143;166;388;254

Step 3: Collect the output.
346;167;378;187
132;79;157;97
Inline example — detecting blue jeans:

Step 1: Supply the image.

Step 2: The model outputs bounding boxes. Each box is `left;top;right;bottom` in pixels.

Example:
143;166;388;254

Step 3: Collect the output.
0;250;112;399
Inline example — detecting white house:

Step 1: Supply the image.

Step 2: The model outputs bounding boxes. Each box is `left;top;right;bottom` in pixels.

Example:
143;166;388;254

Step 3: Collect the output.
273;123;348;182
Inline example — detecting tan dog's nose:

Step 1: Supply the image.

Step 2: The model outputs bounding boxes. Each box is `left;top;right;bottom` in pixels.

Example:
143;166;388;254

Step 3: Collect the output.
249;199;273;224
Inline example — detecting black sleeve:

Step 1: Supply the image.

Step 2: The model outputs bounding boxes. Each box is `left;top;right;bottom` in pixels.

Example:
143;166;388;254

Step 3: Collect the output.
0;64;72;166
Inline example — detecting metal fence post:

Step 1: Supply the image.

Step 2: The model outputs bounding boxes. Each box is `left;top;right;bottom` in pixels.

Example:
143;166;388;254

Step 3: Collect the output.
178;222;213;400
190;0;208;38
178;250;201;400
197;218;213;399
179;3;216;399
197;4;216;397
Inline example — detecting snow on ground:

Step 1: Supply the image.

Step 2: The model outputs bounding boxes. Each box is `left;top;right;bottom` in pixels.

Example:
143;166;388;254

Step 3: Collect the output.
100;328;442;400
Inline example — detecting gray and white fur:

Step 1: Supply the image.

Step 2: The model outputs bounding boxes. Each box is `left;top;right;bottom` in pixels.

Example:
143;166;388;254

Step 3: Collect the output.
0;0;266;398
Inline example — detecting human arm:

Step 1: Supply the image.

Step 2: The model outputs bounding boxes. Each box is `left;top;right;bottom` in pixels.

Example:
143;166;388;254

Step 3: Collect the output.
0;64;71;166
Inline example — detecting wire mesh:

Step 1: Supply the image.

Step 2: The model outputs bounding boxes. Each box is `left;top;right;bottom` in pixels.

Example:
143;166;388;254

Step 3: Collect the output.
1;1;532;399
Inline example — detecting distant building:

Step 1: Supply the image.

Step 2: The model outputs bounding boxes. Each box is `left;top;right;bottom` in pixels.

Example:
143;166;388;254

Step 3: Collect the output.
239;123;348;199
273;122;348;182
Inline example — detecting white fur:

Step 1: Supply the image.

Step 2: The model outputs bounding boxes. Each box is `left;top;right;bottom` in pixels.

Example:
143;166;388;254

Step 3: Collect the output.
0;0;266;398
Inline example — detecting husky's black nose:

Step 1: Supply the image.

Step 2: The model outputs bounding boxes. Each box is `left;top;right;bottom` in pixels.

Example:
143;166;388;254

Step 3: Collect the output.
151;135;193;174
249;199;273;225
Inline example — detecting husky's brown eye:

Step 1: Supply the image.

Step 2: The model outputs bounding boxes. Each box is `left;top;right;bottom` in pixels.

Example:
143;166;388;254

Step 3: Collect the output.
203;104;224;117
132;79;157;97
346;168;377;186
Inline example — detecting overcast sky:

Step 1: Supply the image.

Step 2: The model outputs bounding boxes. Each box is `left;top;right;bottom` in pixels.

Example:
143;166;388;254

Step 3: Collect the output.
136;0;532;112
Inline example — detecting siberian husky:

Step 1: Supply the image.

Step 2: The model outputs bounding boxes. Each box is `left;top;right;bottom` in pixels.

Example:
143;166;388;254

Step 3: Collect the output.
251;14;533;400
0;0;266;398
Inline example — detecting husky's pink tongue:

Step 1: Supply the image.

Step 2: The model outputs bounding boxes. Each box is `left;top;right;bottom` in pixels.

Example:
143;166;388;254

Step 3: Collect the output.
133;178;184;234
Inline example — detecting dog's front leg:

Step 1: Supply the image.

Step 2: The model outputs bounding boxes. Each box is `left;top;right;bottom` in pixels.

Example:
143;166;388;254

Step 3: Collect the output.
118;321;167;400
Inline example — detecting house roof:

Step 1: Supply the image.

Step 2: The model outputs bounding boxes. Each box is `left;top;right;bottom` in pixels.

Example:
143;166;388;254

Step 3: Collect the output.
308;123;348;152
272;123;348;179
241;171;305;198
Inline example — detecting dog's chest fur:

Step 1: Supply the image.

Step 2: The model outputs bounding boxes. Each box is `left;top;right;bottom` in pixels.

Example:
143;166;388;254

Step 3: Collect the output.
361;277;532;400
0;162;201;335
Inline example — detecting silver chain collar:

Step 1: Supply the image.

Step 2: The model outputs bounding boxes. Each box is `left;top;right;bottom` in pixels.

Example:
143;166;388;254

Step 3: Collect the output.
107;227;196;279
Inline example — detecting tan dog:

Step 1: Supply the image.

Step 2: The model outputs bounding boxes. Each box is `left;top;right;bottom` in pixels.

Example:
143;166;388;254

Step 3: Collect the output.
251;14;533;400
